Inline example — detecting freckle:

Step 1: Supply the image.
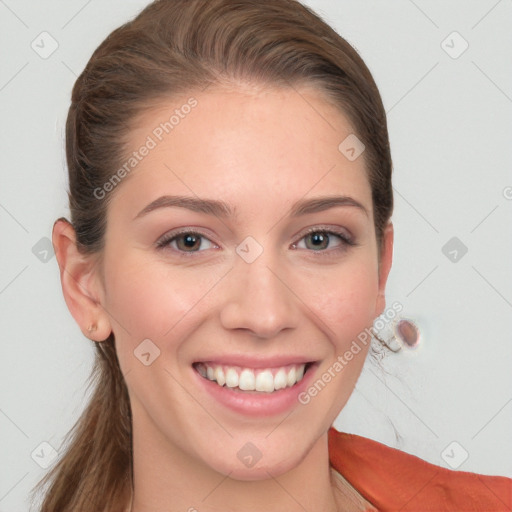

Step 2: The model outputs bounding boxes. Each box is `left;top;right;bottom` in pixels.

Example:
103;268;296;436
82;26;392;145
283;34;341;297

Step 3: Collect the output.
395;319;420;348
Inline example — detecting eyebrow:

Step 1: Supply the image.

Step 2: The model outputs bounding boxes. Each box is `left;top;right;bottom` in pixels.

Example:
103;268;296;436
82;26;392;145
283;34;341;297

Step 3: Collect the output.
133;194;368;220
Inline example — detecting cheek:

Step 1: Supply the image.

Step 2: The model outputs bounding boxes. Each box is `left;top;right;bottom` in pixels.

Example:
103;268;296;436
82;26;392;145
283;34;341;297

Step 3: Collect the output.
293;260;379;429
102;252;220;345
294;257;379;346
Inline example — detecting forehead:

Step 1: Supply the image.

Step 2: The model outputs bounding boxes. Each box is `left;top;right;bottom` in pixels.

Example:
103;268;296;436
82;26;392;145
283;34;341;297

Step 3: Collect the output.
110;85;373;220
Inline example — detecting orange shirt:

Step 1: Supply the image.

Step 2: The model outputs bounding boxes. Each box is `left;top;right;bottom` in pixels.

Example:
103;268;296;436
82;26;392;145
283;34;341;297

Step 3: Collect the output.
328;427;512;511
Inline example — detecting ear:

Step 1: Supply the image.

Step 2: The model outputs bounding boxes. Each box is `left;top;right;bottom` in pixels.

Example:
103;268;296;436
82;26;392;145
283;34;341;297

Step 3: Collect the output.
375;222;394;317
52;218;112;342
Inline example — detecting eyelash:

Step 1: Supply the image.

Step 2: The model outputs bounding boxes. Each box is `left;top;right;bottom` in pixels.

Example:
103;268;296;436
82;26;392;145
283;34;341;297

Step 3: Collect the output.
293;226;356;254
156;226;356;258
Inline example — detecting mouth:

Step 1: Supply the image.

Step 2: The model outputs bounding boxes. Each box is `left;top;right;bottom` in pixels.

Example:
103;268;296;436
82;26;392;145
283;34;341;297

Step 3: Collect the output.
193;361;316;393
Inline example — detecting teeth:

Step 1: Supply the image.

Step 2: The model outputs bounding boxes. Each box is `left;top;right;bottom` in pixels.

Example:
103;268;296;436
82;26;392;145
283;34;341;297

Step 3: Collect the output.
287;367;297;387
214;366;225;386
274;369;287;390
239;369;255;391
196;362;308;392
255;370;273;392
225;368;239;388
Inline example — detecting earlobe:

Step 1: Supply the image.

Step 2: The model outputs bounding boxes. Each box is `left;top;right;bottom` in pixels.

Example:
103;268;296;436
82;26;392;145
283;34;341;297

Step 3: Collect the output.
375;222;394;317
52;218;112;342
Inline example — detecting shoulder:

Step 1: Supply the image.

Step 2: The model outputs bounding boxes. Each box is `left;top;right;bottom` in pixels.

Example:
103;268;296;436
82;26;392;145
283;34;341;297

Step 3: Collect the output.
328;427;512;511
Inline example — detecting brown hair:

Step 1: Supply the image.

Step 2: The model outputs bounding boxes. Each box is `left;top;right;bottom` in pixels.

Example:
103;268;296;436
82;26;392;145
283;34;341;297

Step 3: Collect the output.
32;1;393;510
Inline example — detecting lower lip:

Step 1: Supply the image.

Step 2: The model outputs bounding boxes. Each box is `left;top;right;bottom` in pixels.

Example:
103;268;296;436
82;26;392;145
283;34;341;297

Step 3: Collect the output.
193;363;318;417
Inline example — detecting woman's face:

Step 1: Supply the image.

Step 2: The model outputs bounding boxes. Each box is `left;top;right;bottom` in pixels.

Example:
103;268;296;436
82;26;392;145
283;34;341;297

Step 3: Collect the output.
95;85;392;479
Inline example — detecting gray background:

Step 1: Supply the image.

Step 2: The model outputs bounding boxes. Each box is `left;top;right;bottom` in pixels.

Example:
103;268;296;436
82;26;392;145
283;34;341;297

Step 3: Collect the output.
1;0;511;510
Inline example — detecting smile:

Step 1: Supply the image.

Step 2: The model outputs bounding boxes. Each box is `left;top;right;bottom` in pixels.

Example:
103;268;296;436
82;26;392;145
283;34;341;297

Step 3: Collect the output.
193;362;311;393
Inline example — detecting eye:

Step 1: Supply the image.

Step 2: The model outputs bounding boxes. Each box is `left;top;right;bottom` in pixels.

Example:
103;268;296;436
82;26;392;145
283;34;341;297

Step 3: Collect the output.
292;227;355;253
156;229;217;254
156;226;355;257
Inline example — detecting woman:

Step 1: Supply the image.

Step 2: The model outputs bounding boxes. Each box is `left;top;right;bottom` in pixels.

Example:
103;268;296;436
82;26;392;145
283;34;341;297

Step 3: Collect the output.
33;0;511;510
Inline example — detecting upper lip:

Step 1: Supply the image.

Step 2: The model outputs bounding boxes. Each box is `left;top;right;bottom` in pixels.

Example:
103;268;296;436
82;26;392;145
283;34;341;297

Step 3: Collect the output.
193;355;318;369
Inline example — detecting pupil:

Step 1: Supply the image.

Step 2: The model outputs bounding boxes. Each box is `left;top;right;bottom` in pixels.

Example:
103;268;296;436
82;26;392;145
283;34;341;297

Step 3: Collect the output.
309;232;328;249
183;234;199;249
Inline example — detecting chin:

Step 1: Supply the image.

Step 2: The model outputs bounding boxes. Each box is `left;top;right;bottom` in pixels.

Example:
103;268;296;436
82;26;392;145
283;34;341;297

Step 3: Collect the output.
197;436;311;482
212;455;300;481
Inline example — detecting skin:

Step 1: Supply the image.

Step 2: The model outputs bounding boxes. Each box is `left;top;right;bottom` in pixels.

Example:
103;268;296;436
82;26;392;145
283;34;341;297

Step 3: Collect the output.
53;84;393;512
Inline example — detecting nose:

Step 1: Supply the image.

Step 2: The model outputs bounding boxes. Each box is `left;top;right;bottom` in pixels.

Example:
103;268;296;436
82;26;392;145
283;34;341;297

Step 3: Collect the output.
219;248;300;339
